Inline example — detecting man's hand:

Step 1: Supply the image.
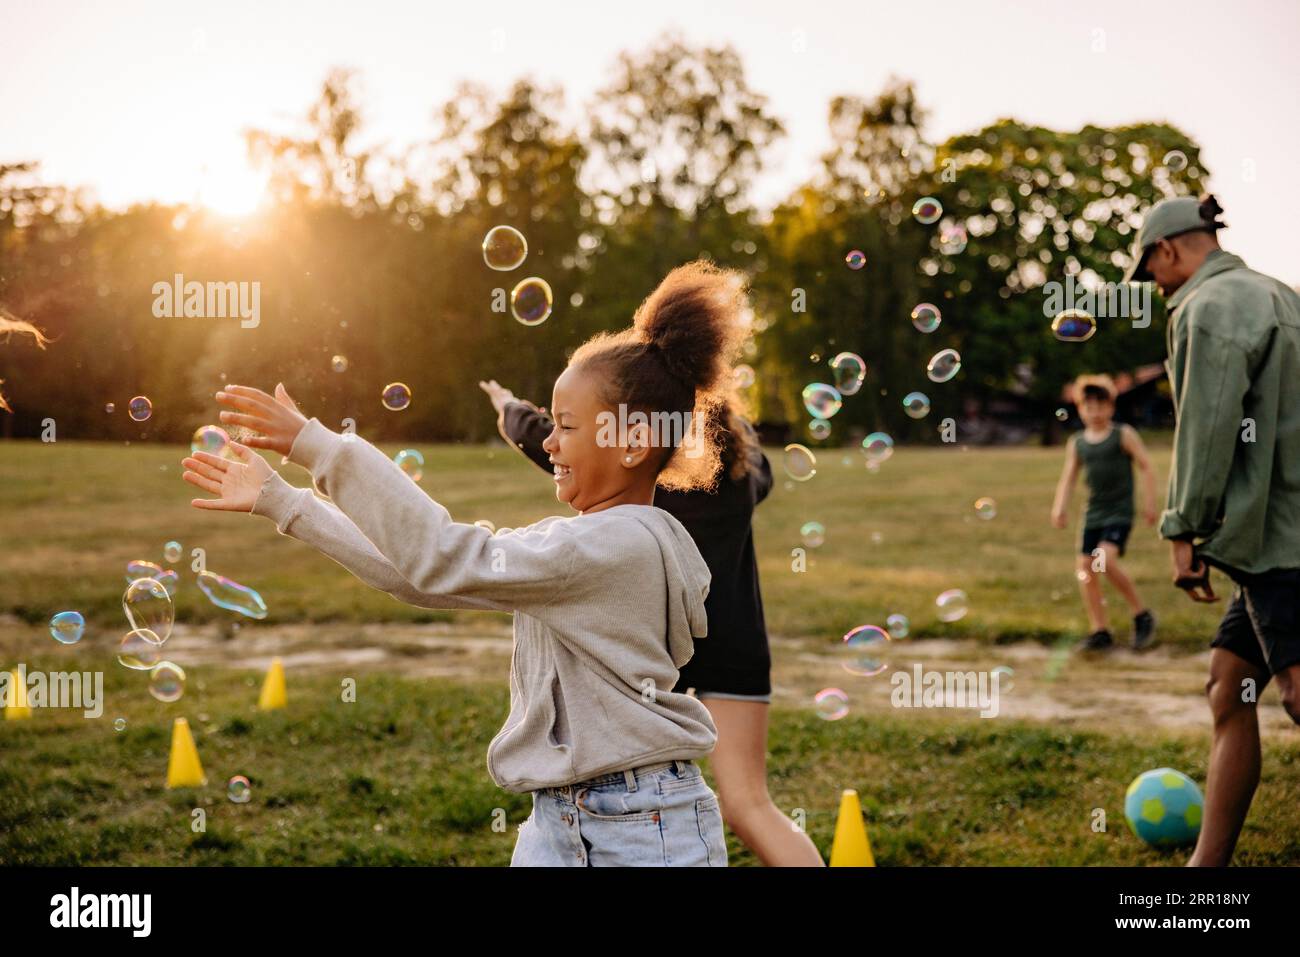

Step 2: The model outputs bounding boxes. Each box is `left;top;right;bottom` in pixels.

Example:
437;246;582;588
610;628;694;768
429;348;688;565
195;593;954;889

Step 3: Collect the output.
215;383;308;457
1050;508;1067;529
182;442;272;513
1171;539;1219;602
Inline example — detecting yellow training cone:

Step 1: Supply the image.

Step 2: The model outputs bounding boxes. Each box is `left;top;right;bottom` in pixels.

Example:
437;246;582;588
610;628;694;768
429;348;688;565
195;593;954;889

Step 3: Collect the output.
4;669;32;720
829;788;875;867
258;657;286;710
166;717;206;788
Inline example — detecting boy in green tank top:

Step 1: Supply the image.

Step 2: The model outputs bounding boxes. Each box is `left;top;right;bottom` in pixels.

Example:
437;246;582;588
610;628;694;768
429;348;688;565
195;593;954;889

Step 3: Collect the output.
1051;374;1158;650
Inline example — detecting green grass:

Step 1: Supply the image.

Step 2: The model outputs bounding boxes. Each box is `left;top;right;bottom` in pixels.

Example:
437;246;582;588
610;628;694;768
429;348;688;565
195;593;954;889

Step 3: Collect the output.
4;653;1297;866
1;438;1212;648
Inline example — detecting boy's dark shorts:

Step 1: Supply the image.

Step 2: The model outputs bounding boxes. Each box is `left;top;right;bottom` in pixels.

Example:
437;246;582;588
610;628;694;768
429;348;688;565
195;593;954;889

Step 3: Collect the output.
1211;568;1300;675
1080;523;1131;557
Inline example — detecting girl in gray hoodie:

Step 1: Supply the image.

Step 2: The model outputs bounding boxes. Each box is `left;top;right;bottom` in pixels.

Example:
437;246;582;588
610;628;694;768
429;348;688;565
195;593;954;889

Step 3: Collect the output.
181;262;750;867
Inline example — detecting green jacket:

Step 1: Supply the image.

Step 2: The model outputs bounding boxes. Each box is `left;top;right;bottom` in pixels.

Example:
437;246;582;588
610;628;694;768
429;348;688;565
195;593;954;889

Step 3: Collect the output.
1161;250;1300;576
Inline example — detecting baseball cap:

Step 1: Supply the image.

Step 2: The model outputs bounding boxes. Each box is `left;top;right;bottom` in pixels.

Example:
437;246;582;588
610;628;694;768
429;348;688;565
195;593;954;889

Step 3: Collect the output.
1122;194;1226;283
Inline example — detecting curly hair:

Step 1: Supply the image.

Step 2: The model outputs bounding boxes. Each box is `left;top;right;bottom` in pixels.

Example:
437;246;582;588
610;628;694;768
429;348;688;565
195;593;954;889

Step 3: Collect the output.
0;307;48;413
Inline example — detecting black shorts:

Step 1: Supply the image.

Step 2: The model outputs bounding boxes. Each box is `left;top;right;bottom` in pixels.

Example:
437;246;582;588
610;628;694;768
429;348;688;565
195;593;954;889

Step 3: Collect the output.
1210;568;1300;675
1080;523;1131;556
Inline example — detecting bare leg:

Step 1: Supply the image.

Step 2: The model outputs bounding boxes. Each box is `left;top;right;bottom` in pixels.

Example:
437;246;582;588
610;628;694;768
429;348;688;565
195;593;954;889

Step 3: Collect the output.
1076;555;1107;632
701;697;825;866
1098;543;1145;615
1187;649;1270;866
1272;663;1300;726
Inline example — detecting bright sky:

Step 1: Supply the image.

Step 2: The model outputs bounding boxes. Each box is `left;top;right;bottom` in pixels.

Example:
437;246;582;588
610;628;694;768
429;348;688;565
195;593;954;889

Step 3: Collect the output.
3;0;1297;282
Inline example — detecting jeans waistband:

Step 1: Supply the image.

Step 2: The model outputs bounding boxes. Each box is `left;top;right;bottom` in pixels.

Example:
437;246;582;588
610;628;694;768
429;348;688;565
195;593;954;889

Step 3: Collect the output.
542;759;696;797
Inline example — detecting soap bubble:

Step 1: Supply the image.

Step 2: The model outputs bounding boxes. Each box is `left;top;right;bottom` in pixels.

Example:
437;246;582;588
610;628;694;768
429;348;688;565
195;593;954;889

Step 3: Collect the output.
149;661;186;703
992;665;1015;692
842;625;891;677
394;449;424;482
125;560;178;597
482;225;528;271
49;611;85;645
196;571;268;620
912;196;943;224
1051;309;1097;342
861;432;894;465
829;352;866;396
381;382;412;411
124;577;174;642
511;277;553;326
910;303;942;333
926;349;962;383
114;718;126;732
474;519;496;533
974;497;997;520
845;249;866;270
128;396;152;421
228;775;252;804
331;355;349;373
1162;149;1188;173
886;613;910;639
902;391;931;419
939;222;968;255
117;629;163;670
813;688;849;721
163;541;183;563
808;418;831;441
105;402;115;414
936;589;969;622
1055;407;1069;422
734;364;755;388
801;521;825;548
783;444;817;481
190;425;229;456
802;383;842;419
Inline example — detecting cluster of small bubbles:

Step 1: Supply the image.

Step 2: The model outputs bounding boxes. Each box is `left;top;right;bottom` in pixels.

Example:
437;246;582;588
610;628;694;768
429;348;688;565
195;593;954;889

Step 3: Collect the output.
128;396;153;422
228;775;253;804
149;661;186;703
113;717;127;732
382;382;412;411
861;432;894;465
196;570;268;620
482;225;528;271
800;521;825;548
829;352;866;395
163;540;183;563
733;364;755;388
124;577;174;642
1051;309;1097;342
992;665;1015;692
783;443;817;481
974;497;997;520
910;303;942;333
842;625;891;677
117;629;163;670
936;588;969;622
813;687;849;721
1162;150;1188;173
49;611;85;645
902;391;931;419
938;222;968;254
1055;407;1069;422
394;448;424;482
802;382;842;419
886;613;910;639
105;402;115;414
912;196;943;224
844;249;866;270
511;277;553;326
926;349;962;383
331;355;349;373
808;418;831;441
191;425;230;456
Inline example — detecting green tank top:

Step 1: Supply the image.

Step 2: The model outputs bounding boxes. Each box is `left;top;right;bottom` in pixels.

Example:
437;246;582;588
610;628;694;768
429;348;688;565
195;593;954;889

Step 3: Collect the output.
1074;427;1134;528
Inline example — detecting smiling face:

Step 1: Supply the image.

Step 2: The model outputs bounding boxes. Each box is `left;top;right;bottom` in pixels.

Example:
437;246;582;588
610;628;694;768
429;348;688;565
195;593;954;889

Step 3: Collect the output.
542;363;656;514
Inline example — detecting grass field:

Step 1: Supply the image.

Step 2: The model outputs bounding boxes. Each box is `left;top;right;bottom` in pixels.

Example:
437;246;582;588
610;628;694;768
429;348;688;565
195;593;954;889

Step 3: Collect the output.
2;438;1298;866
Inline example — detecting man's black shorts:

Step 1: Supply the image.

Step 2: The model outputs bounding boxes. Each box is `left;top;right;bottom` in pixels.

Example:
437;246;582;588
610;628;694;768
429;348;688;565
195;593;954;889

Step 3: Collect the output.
1080;523;1131;557
1211;568;1300;675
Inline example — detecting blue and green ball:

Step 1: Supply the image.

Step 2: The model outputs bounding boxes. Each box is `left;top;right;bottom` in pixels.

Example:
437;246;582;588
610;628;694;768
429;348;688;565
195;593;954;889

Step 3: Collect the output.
1124;768;1203;847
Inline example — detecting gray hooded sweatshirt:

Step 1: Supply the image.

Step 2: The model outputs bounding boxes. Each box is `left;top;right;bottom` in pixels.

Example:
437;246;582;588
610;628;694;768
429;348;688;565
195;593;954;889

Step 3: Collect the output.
249;418;717;792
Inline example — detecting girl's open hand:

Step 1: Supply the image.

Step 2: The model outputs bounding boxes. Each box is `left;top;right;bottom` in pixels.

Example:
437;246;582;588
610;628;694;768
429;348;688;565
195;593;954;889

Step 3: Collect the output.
216;383;308;456
182;442;272;512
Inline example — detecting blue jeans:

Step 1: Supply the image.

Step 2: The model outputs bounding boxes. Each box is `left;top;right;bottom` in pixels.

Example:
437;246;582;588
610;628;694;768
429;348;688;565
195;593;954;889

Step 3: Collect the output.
511;760;727;867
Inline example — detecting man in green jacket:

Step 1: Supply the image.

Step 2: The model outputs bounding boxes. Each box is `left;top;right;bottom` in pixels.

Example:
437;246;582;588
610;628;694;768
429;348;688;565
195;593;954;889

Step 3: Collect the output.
1125;194;1300;866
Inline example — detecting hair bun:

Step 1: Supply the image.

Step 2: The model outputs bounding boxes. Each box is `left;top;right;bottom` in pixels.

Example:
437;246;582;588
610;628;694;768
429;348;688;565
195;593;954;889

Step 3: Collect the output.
1199;193;1225;224
633;261;747;392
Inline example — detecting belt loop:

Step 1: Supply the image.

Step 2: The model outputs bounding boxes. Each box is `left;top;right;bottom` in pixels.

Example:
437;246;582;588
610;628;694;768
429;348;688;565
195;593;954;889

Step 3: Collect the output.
623;768;638;792
673;759;688;776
